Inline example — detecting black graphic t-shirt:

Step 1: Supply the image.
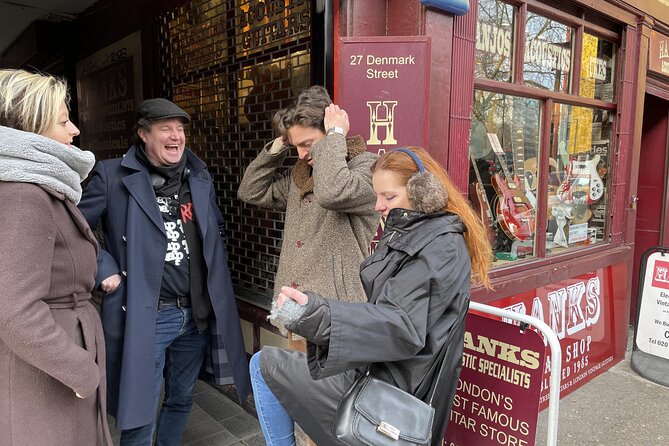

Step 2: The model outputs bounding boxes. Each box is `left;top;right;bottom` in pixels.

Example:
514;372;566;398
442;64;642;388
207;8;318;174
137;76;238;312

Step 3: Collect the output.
157;194;191;299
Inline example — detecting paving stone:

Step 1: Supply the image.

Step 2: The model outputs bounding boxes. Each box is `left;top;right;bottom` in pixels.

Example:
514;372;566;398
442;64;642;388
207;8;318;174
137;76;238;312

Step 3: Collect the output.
194;388;245;421
218;412;263;439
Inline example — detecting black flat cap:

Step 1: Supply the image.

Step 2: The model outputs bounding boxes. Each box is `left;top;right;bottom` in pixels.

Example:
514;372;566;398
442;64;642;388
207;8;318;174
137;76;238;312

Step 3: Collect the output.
136;98;190;123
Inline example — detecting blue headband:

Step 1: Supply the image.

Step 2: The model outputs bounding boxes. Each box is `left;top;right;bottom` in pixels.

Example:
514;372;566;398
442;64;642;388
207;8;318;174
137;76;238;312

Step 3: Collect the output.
394;148;425;173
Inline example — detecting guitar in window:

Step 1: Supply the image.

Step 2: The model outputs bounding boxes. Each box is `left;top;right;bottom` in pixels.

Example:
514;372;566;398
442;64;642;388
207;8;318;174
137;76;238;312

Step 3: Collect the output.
556;153;604;205
469;154;496;245
487;133;536;241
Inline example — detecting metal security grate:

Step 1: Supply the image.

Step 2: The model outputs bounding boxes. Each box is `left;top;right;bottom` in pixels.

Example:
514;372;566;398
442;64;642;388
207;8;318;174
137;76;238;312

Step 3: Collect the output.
158;0;311;306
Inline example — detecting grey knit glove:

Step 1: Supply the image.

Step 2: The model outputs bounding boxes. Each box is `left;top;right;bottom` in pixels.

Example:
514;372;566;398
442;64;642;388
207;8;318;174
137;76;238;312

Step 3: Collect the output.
267;298;307;327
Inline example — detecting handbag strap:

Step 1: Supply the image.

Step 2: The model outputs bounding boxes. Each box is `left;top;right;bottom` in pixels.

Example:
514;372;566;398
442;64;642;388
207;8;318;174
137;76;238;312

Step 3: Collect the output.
425;338;451;407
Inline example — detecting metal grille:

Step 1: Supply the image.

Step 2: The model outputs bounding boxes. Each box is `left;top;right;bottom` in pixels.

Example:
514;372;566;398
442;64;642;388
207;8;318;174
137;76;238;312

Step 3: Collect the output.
158;0;311;306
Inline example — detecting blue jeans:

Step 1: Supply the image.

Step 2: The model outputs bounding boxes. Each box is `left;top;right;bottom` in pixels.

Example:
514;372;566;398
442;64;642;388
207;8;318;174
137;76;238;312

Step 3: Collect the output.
250;351;296;446
120;307;209;446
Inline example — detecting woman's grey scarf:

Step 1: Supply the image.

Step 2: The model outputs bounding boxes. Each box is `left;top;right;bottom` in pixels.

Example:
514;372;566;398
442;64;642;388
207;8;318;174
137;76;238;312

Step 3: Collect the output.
0;125;95;204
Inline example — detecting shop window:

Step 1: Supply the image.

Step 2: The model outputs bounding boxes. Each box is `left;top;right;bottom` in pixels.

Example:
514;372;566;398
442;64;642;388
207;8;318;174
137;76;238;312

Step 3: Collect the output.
580;33;616;102
523;12;573;93
470;91;541;262
475;0;516;83
547;104;612;251
470;0;620;268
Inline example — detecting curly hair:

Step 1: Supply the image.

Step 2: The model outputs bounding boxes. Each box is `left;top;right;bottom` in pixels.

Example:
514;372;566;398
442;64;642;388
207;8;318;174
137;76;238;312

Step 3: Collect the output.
0;69;69;136
272;85;332;136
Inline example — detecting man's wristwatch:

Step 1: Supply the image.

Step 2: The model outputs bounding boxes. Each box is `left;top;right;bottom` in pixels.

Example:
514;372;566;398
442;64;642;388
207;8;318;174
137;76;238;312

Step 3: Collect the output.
326;126;345;136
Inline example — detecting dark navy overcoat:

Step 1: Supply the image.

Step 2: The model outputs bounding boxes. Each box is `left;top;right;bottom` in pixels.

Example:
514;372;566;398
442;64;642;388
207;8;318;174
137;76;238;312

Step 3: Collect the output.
79;146;251;430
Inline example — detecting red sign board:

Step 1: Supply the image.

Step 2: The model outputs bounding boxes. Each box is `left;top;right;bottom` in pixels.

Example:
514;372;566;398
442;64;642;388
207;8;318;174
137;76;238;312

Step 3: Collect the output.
649;30;669;77
445;314;545;446
650;258;669;290
486;265;625;409
337;37;431;153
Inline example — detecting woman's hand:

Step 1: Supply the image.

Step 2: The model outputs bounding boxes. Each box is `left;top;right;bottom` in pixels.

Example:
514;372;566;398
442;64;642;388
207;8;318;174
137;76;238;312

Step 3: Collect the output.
323;104;350;136
277;286;309;306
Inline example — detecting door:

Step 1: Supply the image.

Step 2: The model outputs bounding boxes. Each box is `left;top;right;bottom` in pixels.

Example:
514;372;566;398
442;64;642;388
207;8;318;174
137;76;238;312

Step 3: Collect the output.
631;93;669;323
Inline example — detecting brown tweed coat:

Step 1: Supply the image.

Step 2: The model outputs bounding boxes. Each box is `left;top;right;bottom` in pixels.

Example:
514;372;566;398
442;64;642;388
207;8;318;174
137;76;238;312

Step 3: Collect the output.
0;182;112;445
238;134;379;312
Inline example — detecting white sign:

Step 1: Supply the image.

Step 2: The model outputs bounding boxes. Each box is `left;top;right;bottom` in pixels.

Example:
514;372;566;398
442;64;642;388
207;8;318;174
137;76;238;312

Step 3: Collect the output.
568;223;588;244
636;252;669;360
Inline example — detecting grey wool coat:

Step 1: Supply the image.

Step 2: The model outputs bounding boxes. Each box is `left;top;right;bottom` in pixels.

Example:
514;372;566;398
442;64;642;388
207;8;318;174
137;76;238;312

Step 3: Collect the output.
0;182;112;446
260;211;471;445
238;134;378;309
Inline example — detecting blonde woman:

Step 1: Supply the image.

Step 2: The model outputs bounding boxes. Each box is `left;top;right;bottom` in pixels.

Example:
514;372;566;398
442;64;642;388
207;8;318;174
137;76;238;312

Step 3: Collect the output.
0;69;112;445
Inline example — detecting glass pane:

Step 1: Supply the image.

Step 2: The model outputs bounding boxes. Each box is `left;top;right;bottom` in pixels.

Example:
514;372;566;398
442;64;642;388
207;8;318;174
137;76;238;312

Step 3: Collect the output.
524;12;573;93
475;0;515;82
580;33;616;102
547;104;613;253
470;91;540;263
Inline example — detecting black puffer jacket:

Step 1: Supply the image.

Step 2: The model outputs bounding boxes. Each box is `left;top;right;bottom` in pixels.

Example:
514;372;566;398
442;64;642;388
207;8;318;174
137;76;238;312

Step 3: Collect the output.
260;209;471;445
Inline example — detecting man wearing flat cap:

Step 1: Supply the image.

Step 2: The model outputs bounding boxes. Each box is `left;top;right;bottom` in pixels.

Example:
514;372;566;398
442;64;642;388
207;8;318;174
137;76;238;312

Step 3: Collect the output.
79;98;251;445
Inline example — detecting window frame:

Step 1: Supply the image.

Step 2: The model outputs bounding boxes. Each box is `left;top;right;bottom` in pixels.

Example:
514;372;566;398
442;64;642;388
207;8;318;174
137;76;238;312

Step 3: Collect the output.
471;0;625;272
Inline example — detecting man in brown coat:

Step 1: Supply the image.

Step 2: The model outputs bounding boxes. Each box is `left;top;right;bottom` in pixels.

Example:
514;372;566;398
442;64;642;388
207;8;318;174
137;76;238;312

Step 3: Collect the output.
238;86;379;327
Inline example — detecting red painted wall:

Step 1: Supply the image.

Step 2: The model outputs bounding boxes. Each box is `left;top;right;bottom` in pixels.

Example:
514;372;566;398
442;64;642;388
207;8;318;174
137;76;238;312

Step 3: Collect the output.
631;93;669;322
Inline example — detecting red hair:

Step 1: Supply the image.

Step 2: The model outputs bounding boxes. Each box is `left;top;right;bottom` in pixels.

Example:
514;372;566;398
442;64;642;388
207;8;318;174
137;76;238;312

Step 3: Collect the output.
372;147;492;289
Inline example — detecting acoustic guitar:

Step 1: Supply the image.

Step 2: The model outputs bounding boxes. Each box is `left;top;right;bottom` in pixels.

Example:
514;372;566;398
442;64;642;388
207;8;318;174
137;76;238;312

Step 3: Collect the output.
469;155;496;245
487;134;536;241
523;157;561;218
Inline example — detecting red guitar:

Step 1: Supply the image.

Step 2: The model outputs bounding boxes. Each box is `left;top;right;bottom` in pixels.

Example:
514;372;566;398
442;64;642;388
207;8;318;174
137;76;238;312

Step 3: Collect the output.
488;137;536;241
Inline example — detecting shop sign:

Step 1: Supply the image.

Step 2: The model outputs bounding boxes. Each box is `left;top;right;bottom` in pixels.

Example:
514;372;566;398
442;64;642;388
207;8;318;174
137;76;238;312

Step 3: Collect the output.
476;20;571;73
76;32;143;158
338;37;431;153
486;264;625;408
649;30;669;77
636;252;669;360
445;314;545;446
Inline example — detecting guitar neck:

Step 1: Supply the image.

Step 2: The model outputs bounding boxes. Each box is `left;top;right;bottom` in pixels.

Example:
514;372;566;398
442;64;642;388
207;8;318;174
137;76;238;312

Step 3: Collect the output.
495;152;514;181
512;127;525;177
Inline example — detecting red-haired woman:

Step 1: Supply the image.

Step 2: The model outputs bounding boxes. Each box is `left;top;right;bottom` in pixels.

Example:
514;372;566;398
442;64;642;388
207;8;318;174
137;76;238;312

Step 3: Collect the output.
249;146;492;446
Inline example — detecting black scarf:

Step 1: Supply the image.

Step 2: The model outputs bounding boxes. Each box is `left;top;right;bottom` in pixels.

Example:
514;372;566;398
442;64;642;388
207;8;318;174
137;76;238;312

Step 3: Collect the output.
135;145;212;330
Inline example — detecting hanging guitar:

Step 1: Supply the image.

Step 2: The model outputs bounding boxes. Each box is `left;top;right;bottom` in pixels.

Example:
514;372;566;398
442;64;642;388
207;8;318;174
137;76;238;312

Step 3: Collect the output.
487;133;536;241
469;154;496;245
523;156;561;219
556;153;604;205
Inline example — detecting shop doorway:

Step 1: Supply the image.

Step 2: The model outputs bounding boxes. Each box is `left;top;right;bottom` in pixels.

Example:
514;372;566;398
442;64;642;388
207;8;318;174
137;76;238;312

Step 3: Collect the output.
631;93;669;323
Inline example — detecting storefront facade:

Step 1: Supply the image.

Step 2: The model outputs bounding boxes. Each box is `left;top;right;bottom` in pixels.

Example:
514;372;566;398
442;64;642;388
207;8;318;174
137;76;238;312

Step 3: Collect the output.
333;0;647;402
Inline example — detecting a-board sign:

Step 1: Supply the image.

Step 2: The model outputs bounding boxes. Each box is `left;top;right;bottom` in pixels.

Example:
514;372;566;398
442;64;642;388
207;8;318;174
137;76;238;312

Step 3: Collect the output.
631;248;669;387
445;313;545;446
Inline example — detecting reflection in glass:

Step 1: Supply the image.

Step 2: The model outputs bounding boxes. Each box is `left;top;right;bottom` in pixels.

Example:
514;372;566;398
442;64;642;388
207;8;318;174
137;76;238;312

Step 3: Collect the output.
237;50;310;127
524;13;573;93
580;34;616;102
475;0;515;82
166;0;228;76
469;91;541;262
548;104;612;252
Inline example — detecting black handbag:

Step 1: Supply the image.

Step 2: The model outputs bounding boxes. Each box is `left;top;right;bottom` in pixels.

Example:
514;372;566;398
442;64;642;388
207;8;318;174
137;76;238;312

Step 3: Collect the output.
332;345;449;446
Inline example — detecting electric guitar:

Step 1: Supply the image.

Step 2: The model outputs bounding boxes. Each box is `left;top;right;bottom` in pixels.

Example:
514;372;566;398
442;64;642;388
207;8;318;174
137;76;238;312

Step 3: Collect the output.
556;154;604;205
487;134;536;242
